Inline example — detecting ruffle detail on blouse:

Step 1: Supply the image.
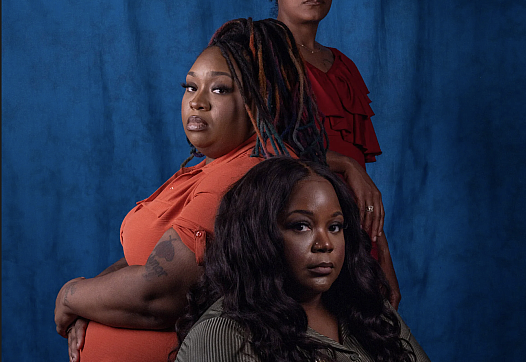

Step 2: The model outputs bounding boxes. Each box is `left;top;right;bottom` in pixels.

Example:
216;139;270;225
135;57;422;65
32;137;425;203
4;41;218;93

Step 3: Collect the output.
306;48;381;162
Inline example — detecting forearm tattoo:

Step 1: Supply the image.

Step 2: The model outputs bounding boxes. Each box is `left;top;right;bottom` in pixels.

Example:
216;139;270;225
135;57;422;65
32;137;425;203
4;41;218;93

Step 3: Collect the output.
142;234;176;280
63;281;79;305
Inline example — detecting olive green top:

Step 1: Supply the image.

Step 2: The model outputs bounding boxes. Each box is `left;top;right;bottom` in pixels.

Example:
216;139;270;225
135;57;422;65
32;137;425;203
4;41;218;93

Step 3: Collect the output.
175;299;430;362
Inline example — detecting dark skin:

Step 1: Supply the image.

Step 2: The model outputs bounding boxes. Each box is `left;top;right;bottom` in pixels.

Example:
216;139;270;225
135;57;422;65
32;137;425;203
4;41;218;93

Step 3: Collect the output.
276;0;384;241
58;17;395;361
277;0;401;309
279;177;345;343
55;229;202;333
56;229;203;361
303;297;340;343
56;46;254;362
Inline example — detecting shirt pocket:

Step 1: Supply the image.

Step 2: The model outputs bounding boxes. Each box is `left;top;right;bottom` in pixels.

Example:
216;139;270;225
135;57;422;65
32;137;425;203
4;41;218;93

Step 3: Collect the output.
138;199;172;218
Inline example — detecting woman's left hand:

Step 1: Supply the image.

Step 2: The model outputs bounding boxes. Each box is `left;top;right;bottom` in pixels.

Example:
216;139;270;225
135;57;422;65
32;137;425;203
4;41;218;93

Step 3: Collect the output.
55;277;85;338
67;317;89;362
325;150;385;240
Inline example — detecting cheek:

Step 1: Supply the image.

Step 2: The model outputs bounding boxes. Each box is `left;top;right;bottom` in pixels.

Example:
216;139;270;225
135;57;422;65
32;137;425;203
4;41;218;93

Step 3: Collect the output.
283;239;307;266
330;234;345;258
181;94;189;116
335;239;346;267
233;96;247;118
230;106;251;136
219;96;244;120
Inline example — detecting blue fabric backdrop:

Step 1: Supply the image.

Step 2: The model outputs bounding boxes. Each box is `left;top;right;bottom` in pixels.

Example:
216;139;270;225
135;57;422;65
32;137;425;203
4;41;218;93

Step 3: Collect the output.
2;1;525;361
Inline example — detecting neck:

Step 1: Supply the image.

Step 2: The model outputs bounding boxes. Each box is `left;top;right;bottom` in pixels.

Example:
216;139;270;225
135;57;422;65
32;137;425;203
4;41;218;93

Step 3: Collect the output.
300;295;340;342
277;16;320;50
299;294;325;317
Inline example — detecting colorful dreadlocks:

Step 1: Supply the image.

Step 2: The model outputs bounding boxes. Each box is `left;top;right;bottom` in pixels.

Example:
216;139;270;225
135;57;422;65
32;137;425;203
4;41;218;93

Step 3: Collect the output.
183;18;327;166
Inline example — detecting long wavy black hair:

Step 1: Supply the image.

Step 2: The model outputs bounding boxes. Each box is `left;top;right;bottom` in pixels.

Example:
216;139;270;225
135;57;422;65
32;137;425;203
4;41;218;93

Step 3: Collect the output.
176;157;415;362
181;18;327;167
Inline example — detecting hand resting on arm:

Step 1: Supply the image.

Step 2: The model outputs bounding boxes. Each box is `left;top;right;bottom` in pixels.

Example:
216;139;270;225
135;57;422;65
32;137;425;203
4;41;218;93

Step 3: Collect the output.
55;228;202;338
65;257;129;362
325;150;384;240
325;150;401;310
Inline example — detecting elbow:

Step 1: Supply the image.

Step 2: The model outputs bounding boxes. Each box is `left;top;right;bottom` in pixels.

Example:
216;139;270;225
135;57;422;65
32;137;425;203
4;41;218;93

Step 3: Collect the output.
326;150;356;173
138;289;188;329
140;312;177;330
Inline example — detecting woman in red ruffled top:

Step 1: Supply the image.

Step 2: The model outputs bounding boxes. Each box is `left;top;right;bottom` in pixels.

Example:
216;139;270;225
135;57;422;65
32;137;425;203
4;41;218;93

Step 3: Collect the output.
274;0;401;308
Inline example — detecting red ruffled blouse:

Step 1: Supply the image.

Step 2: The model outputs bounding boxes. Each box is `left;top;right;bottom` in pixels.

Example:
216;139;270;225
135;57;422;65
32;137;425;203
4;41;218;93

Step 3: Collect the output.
305;48;381;170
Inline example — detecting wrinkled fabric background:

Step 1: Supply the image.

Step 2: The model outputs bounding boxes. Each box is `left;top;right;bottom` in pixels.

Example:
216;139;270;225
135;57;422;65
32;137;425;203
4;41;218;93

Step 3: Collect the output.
2;1;525;361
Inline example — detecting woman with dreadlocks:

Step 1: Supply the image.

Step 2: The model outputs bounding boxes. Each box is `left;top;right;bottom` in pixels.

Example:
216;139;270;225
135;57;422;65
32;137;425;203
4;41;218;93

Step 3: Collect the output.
54;18;326;362
174;157;430;362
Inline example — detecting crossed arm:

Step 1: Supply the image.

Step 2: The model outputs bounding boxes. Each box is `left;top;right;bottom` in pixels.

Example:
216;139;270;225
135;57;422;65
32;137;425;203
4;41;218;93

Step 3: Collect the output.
54;228;202;337
55;150;398;360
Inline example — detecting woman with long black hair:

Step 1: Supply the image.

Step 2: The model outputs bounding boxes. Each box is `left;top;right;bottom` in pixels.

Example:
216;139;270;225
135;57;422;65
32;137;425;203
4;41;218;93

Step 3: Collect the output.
175;157;429;362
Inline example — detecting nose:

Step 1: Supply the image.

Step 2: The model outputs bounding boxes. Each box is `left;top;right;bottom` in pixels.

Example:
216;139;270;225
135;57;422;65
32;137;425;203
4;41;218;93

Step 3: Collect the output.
312;230;334;253
189;90;210;111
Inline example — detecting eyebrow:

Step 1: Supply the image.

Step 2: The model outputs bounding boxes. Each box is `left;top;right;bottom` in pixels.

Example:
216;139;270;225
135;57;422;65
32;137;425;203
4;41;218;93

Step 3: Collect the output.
286;210;343;218
187;71;233;79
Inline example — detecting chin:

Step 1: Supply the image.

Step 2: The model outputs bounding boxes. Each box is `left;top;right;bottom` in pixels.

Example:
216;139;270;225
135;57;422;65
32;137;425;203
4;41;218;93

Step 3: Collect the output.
310;283;334;294
186;135;211;151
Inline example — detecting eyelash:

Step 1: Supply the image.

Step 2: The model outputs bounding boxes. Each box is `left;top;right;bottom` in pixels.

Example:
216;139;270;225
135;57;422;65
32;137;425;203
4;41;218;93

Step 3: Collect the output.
287;221;344;233
329;223;344;233
289;222;310;232
181;82;233;94
181;82;195;91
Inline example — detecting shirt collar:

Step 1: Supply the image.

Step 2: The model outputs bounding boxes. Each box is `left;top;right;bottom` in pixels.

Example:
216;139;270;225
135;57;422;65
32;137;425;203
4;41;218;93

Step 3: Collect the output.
199;134;258;174
306;325;361;356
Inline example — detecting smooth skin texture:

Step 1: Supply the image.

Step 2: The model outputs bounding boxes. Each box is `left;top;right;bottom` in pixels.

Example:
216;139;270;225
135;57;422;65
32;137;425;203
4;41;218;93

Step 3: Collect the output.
56;47;255;362
278;0;332;26
182;46;254;163
279;175;345;342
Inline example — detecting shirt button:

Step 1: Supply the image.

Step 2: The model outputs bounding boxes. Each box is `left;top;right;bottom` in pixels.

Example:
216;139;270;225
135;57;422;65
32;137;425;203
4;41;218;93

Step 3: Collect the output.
195;231;203;237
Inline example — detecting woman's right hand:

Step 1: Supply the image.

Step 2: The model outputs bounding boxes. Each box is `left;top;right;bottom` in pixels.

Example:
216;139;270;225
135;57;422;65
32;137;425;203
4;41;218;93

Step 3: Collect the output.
67;318;88;362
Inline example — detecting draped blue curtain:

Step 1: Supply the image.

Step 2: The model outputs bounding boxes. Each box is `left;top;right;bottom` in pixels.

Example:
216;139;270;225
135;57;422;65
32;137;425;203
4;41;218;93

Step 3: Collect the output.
2;1;525;360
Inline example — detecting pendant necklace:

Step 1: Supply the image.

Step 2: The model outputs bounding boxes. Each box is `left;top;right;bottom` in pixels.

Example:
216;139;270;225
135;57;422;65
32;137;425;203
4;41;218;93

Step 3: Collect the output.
298;43;322;54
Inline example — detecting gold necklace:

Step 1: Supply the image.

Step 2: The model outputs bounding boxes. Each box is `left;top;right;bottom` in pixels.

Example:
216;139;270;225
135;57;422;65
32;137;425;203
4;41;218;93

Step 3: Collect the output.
298;43;322;54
